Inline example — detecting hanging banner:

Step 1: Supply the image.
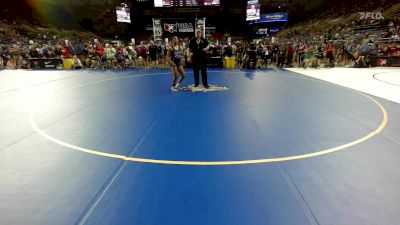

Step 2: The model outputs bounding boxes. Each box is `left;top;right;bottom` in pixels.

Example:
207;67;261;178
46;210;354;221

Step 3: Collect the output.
195;18;206;37
152;18;163;41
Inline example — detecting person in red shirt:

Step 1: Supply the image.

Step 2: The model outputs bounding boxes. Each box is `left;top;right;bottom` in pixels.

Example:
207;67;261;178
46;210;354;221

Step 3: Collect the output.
389;43;398;56
135;42;148;68
62;40;71;58
325;41;335;66
94;40;104;68
95;43;104;58
62;46;70;58
286;43;294;67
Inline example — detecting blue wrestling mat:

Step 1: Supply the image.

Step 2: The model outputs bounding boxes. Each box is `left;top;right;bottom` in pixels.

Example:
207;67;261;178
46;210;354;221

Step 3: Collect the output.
0;68;399;225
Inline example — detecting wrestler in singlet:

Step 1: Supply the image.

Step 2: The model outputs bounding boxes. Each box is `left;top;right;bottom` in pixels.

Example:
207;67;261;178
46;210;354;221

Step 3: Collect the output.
168;36;186;91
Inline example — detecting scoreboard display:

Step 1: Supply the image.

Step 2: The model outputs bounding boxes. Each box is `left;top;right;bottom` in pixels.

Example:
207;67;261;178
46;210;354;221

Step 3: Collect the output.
154;0;220;7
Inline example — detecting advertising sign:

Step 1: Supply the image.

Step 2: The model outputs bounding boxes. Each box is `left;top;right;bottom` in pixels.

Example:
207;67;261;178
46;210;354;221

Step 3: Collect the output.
246;3;260;21
116;6;131;23
250;12;288;24
163;21;194;33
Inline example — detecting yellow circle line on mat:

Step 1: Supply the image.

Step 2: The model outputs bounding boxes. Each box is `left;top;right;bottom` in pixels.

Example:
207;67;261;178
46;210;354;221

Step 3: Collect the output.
29;71;388;166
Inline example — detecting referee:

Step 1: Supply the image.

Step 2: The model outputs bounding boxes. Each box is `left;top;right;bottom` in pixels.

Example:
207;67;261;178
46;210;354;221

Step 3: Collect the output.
189;29;210;88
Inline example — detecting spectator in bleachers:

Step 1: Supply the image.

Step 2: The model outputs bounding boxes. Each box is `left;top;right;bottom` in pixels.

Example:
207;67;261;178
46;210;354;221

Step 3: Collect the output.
6;58;16;69
114;42;125;68
246;43;257;69
256;43;264;67
359;40;370;57
325;41;335;66
62;42;71;58
303;45;317;68
380;43;389;56
235;42;244;67
293;41;300;67
94;40;104;66
136;41;148;68
286;43;294;67
157;42;166;66
127;44;137;67
272;42;279;65
0;55;3;70
298;41;307;67
105;43;116;68
389;42;399;56
75;42;84;56
72;55;82;69
148;40;159;68
277;42;286;68
347;41;357;62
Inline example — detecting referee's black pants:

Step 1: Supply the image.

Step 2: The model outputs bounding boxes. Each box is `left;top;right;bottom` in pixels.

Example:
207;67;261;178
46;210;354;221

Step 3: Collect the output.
193;62;208;87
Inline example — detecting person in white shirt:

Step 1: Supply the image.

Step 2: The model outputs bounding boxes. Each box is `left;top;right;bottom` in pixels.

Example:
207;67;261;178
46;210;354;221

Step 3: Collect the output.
73;55;83;69
0;56;3;70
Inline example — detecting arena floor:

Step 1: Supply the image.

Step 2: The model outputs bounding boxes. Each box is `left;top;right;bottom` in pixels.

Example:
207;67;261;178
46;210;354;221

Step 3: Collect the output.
0;67;399;225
